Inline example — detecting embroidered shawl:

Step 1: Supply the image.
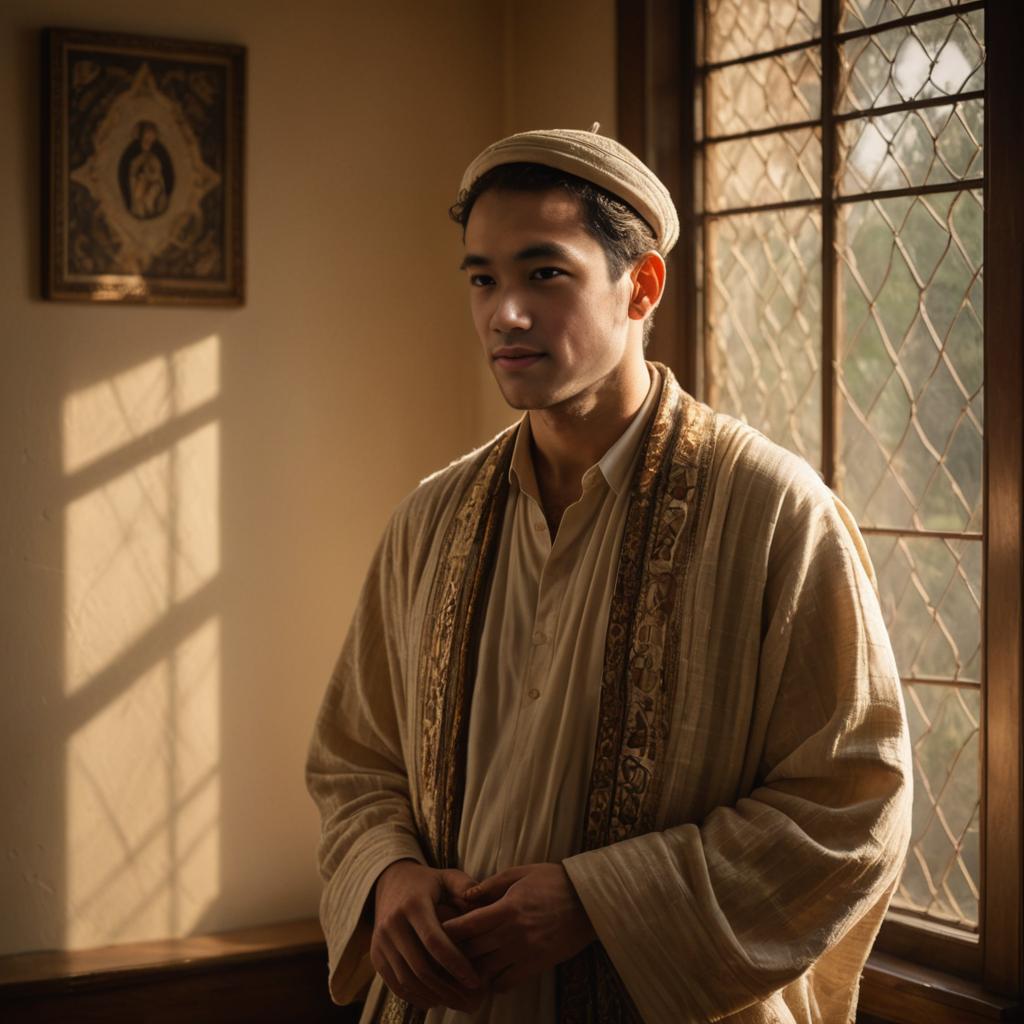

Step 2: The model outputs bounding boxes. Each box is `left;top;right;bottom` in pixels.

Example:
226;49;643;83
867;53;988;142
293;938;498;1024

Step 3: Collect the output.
380;366;714;1023
306;363;911;1024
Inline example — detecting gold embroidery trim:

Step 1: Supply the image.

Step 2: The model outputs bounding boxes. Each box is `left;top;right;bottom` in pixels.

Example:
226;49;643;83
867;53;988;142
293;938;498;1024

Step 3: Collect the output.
416;430;514;866
560;366;717;1023
378;430;514;1024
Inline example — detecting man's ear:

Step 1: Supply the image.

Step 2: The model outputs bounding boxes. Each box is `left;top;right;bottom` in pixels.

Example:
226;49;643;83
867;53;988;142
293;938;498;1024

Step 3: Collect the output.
627;251;667;322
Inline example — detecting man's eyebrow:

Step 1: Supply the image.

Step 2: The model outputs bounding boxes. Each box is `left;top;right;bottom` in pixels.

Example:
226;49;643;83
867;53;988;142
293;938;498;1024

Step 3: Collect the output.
514;242;575;263
459;242;576;272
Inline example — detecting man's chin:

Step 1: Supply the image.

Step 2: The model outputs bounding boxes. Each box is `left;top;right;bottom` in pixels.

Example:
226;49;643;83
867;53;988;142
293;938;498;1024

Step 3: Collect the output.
496;387;559;412
491;374;549;412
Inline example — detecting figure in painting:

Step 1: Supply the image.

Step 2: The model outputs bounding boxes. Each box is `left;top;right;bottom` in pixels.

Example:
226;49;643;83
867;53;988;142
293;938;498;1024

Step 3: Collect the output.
118;121;174;220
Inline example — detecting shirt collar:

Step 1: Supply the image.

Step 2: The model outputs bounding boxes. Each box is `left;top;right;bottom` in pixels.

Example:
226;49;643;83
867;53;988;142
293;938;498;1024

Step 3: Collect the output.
509;413;543;502
508;364;660;499
596;365;660;495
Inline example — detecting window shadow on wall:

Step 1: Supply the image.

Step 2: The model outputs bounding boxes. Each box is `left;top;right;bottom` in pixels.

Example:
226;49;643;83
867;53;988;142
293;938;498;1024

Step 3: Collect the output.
59;333;223;948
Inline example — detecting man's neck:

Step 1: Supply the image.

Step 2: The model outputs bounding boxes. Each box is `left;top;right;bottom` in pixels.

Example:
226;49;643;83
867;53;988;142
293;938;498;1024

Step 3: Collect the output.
528;359;652;524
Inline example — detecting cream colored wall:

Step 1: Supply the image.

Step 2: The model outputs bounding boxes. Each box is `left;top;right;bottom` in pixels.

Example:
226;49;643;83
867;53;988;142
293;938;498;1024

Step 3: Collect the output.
474;0;618;439
0;0;614;957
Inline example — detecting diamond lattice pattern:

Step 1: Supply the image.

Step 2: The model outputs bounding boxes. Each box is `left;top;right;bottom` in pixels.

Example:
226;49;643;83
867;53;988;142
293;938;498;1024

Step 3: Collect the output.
707;0;820;63
839;9;984;113
839;98;983;195
701;0;986;936
866;530;981;930
842;0;975;32
867;533;981;684
708;127;822;210
709;47;822;137
708;208;822;467
836;189;983;531
891;679;980;927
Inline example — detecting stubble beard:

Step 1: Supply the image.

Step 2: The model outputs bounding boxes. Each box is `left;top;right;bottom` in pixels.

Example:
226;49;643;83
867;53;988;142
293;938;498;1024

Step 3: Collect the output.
490;359;569;412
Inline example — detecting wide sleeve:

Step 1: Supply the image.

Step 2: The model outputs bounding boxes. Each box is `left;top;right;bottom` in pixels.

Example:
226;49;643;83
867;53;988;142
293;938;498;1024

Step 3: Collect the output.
563;475;913;1022
305;511;427;1005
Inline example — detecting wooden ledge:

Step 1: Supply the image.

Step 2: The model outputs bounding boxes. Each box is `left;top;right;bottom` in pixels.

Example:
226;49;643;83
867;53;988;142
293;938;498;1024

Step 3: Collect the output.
1;917;1020;1023
861;951;1022;1023
0;918;326;996
0;918;357;1023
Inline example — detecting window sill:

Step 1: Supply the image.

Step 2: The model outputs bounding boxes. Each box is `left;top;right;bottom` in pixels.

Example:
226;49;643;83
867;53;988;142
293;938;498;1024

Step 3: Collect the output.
860;950;1022;1023
1;919;1020;1023
0;918;355;1023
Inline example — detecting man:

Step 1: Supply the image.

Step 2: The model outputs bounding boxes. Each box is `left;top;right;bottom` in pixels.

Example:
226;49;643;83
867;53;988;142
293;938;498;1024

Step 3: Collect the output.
306;127;912;1024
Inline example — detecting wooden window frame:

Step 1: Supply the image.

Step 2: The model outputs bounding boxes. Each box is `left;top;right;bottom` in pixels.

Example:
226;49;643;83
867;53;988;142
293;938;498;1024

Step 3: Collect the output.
617;0;1023;1010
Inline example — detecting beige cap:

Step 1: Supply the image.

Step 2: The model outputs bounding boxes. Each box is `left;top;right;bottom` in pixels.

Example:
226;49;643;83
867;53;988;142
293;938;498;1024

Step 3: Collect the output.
458;125;679;255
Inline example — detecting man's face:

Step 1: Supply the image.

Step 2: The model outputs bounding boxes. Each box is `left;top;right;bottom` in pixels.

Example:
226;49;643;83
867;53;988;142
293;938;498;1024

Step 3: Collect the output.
462;188;636;412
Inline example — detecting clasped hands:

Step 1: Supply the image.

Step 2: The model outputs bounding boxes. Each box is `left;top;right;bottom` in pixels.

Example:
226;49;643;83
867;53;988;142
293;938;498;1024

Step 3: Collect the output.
369;859;597;1012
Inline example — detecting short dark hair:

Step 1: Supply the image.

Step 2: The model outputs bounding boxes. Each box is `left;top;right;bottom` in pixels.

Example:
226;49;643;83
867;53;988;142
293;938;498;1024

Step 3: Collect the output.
448;162;656;283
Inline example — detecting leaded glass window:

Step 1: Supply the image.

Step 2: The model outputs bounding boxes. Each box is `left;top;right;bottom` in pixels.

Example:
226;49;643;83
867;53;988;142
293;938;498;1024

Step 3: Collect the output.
697;0;985;936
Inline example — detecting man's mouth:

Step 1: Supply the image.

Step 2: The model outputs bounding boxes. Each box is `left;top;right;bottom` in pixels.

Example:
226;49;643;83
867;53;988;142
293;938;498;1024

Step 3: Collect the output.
492;347;545;370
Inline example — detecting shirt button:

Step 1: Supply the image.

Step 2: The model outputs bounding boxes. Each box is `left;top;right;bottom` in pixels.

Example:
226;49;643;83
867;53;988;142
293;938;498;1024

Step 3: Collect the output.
533;521;546;532
532;630;547;645
527;688;541;700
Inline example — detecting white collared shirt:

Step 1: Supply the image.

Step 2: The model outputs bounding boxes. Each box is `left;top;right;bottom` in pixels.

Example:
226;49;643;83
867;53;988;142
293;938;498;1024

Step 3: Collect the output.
458;367;660;877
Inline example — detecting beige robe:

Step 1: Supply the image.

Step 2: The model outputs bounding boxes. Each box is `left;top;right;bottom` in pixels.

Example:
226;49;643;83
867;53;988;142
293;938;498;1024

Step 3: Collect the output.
306;368;912;1023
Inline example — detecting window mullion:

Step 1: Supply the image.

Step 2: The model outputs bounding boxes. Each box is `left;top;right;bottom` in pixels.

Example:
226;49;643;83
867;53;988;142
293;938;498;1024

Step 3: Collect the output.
699;0;715;411
821;0;839;491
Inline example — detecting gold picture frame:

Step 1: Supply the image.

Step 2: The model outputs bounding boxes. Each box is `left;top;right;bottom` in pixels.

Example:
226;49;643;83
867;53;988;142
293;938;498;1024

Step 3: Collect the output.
43;27;246;305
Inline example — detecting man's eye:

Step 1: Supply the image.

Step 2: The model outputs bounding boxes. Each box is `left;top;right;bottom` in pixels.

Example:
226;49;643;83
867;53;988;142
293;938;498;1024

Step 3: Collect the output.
532;267;565;280
469;274;494;287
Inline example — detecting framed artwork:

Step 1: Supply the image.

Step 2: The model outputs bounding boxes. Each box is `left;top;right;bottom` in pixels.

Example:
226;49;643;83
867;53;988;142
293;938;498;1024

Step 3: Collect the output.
43;27;246;305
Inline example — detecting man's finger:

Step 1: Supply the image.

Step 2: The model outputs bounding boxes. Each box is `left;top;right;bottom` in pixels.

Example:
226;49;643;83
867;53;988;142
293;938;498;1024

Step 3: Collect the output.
407;900;483;989
442;897;511;941
440;867;479;901
435;901;463;924
393;916;475;1005
376;931;438;1010
460;922;512;961
463;866;525;903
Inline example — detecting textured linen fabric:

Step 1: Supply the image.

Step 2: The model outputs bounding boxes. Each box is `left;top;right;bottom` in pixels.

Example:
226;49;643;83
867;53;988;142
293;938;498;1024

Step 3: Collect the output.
305;368;912;1023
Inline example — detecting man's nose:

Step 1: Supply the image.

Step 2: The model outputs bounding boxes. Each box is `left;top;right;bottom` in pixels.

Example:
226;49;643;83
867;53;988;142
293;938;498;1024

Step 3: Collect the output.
489;288;532;333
